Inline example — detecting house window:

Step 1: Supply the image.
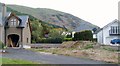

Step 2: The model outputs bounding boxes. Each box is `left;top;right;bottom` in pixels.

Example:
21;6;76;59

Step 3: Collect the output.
116;26;118;34
112;27;115;33
118;26;120;34
110;26;120;34
10;19;17;26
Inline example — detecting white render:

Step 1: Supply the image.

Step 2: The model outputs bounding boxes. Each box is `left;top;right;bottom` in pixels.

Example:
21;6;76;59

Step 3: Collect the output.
93;34;97;39
97;19;120;45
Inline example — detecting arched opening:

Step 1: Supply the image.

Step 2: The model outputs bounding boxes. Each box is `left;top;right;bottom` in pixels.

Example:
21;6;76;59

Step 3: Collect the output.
8;34;19;47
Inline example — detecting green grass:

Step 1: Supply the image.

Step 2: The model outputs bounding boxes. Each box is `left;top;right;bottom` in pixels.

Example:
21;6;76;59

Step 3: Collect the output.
1;58;39;64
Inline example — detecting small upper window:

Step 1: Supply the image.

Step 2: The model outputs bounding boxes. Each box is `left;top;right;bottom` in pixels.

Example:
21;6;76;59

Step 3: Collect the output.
10;19;17;26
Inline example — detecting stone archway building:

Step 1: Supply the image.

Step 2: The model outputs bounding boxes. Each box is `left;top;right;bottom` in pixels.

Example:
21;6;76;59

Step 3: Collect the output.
0;4;31;47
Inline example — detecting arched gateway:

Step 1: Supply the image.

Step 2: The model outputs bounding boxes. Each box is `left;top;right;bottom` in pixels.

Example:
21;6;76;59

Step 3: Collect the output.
7;34;19;47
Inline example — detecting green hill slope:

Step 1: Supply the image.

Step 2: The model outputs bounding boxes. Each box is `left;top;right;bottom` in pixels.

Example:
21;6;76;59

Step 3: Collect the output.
7;4;99;31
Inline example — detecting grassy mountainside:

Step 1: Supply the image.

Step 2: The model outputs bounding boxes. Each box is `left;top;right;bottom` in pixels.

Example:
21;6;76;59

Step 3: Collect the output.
7;7;63;29
7;4;99;31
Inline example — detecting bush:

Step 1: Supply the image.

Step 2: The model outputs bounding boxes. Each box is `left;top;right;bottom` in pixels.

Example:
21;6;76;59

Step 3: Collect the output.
66;34;72;38
0;41;5;49
39;38;63;43
73;30;93;41
50;38;63;43
64;38;73;41
32;40;36;43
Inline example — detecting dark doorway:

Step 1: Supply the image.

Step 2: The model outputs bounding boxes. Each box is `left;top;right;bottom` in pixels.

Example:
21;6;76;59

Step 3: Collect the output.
8;34;19;47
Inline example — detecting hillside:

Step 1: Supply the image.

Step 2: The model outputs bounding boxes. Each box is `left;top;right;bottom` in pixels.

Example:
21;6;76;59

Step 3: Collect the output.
6;6;63;29
7;4;99;31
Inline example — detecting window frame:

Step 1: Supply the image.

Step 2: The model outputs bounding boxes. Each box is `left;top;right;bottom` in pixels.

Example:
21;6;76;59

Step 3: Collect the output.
10;18;17;27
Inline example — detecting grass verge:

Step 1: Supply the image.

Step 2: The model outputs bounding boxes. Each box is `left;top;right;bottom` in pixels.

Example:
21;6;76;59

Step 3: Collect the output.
1;58;39;64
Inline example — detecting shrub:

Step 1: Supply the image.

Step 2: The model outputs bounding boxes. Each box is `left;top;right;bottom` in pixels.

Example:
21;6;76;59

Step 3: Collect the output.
32;40;36;43
66;33;72;38
39;38;63;43
0;41;5;49
73;30;93;41
64;38;73;41
49;38;63;43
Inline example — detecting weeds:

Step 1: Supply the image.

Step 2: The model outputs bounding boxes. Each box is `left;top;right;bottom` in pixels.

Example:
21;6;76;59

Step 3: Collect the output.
84;44;93;49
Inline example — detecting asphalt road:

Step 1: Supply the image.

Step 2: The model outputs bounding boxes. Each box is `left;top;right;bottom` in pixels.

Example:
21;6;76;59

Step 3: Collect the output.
2;48;108;64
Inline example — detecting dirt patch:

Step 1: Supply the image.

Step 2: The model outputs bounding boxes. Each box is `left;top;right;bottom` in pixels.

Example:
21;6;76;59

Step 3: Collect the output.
81;49;118;63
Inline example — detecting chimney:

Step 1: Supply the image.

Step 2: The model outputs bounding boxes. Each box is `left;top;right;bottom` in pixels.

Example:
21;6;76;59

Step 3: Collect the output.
2;3;6;20
0;4;2;12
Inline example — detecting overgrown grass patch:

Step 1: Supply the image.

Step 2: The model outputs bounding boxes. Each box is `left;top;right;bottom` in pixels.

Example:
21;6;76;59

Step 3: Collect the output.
101;46;119;52
102;47;117;52
83;44;93;49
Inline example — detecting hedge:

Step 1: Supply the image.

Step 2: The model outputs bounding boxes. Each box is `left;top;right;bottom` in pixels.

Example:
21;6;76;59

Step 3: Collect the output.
64;38;73;41
37;38;63;43
73;30;93;41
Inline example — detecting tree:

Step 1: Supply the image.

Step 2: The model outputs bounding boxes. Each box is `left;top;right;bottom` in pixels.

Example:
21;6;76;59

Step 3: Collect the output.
49;28;64;38
31;20;43;43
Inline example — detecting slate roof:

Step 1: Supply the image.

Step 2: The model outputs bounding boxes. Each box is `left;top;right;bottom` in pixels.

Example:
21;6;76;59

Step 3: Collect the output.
0;12;11;26
0;12;29;28
96;19;119;34
6;12;11;18
94;28;103;34
18;15;29;27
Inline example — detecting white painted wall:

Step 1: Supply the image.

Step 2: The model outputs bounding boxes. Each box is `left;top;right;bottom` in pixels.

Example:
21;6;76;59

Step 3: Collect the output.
97;21;119;45
72;32;75;38
93;34;97;39
97;30;103;44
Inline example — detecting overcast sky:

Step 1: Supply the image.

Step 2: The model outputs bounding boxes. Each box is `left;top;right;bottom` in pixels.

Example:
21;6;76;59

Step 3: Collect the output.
0;0;119;28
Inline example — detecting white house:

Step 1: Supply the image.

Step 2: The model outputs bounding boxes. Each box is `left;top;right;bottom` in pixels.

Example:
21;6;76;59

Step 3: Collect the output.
97;19;120;45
